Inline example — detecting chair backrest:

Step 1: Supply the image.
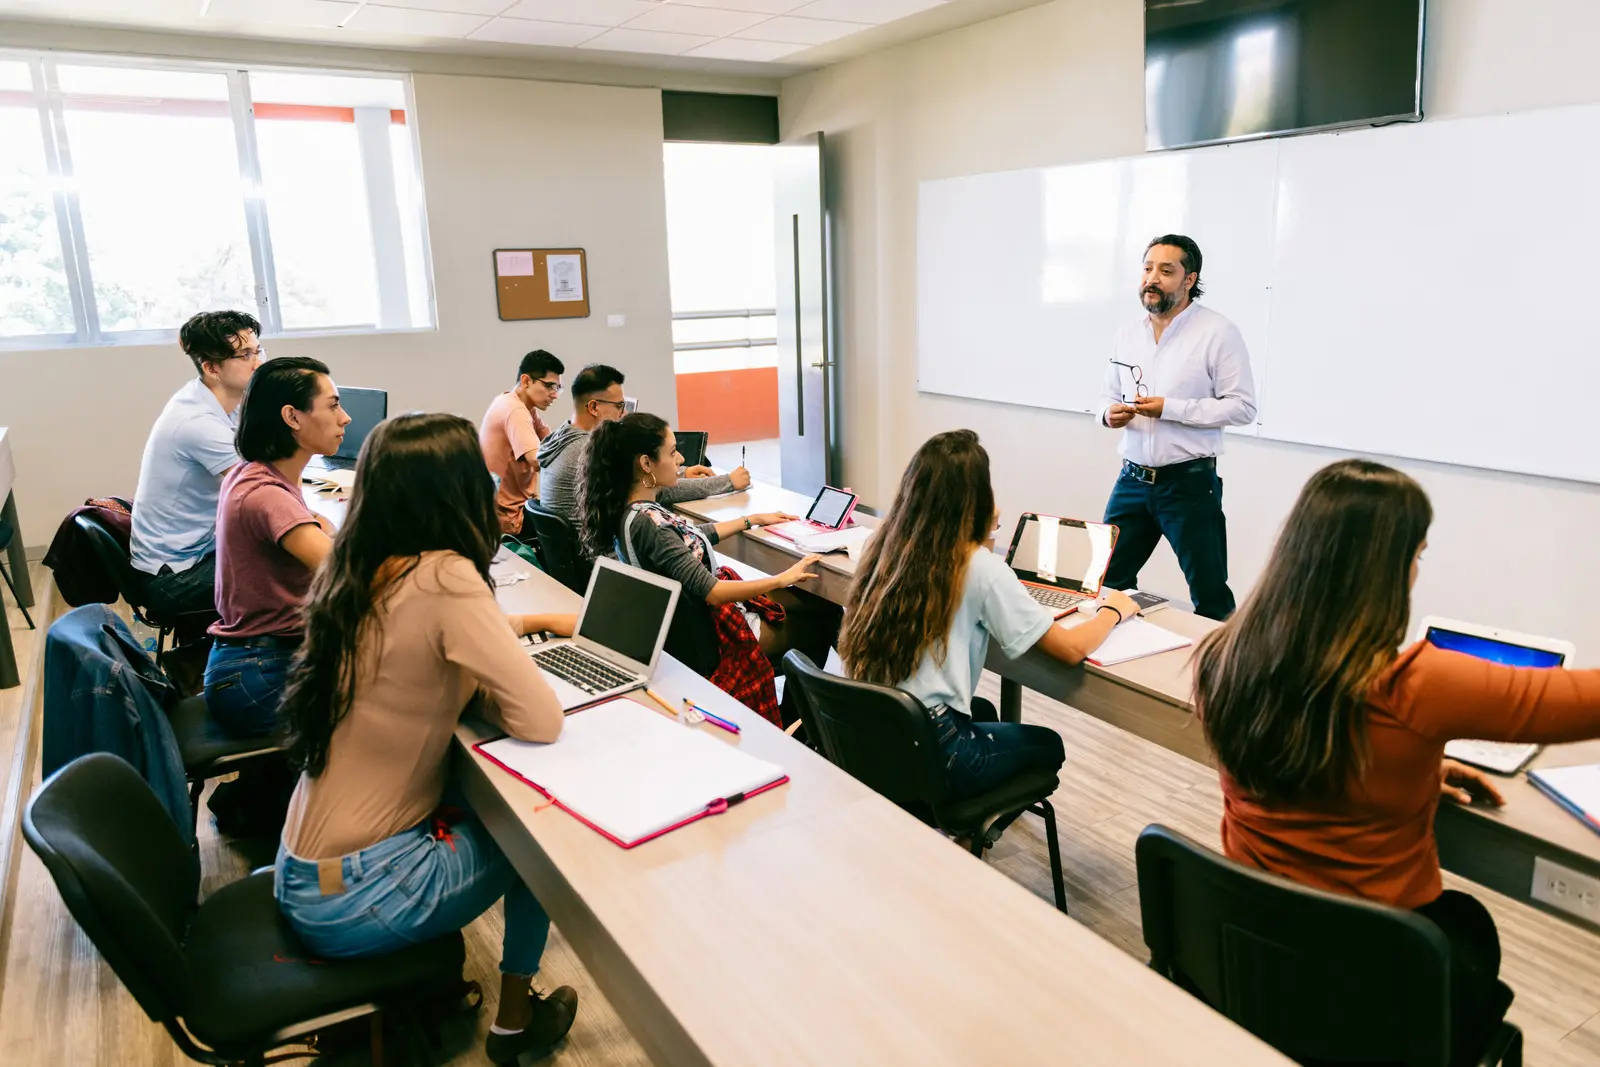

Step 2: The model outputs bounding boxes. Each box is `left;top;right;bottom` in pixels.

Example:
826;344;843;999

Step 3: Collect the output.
73;512;144;607
524;504;594;595
1135;824;1453;1067
22;752;200;1024
781;650;945;806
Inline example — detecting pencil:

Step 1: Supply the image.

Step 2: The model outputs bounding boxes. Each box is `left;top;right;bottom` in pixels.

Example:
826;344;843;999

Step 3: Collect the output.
642;687;679;716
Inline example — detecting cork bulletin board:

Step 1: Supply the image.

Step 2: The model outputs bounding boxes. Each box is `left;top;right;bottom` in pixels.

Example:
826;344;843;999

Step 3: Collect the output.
493;247;590;321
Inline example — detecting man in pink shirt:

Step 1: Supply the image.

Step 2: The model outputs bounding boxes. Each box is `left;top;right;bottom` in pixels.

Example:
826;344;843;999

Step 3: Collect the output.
480;349;564;537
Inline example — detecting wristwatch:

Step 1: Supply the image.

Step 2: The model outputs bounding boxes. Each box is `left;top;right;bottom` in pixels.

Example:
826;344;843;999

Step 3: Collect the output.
743;517;754;531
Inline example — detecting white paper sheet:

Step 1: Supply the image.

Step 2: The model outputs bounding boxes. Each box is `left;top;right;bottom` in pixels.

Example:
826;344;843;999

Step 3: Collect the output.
547;253;584;302
1082;617;1194;666
477;699;785;846
496;250;534;277
1035;515;1059;582
1529;764;1600;825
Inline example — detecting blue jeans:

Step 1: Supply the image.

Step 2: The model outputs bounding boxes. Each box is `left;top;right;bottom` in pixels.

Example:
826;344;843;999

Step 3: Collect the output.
275;808;550;976
933;706;1066;803
1103;460;1235;620
204;641;295;737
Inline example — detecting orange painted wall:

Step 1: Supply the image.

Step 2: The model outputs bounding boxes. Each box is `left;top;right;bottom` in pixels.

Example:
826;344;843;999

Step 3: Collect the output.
675;367;780;441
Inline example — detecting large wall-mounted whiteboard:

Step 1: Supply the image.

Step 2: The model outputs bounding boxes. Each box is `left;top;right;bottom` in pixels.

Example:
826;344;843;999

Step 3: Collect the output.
917;101;1600;483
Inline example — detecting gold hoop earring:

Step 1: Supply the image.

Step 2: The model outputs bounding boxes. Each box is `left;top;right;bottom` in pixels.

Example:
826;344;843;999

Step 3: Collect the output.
643;471;657;490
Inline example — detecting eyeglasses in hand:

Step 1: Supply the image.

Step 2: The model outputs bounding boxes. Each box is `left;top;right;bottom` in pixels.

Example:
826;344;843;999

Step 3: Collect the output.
1109;360;1148;401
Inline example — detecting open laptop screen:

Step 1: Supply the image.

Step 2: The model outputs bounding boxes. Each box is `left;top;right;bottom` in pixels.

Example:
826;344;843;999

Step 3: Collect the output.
577;563;674;665
1424;627;1565;669
334;386;388;460
1005;515;1117;595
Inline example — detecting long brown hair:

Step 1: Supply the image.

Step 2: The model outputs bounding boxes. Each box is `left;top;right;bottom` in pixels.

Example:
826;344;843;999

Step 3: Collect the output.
279;413;501;777
839;430;996;686
1195;459;1432;802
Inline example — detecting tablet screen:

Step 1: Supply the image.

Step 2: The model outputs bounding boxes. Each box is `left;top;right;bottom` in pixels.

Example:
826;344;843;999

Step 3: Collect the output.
807;487;855;529
1425;627;1565;669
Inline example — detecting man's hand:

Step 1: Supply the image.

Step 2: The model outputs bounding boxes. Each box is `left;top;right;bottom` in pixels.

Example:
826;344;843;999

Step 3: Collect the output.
683;465;715;479
1132;396;1166;420
1106;403;1138;429
729;466;752;491
1440;759;1507;807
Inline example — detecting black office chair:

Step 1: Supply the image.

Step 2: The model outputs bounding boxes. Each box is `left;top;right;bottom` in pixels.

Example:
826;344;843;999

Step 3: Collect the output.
73;513;214;668
524;503;594;595
0;514;32;630
23;752;466;1067
782;650;1067;912
1135;824;1523;1067
167;694;291;835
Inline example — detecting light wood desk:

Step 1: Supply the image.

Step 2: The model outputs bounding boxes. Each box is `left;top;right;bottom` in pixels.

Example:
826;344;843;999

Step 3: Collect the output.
674;481;1600;934
304;486;1291;1066
0;428;33;690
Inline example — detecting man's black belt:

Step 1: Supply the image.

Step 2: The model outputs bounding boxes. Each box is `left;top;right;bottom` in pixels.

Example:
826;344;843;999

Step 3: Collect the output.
1121;456;1216;485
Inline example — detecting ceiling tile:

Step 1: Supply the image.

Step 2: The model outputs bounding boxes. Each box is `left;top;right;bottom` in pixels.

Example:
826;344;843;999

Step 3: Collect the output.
622;5;768;37
500;0;656;27
345;4;489;35
466;16;603;46
367;0;515;16
684;37;808;62
733;15;865;44
667;0;809;15
203;0;355;29
580;27;715;55
788;0;946;23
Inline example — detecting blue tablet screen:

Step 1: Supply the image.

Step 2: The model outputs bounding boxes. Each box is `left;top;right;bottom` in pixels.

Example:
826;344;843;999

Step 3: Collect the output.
1425;628;1565;669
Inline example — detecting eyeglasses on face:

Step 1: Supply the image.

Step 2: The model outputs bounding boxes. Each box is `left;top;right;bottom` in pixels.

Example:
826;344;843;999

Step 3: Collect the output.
535;378;562;393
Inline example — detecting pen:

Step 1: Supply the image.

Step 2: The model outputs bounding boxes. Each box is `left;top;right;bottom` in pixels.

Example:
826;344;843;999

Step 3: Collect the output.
642;687;679;716
741;445;746;469
685;700;740;734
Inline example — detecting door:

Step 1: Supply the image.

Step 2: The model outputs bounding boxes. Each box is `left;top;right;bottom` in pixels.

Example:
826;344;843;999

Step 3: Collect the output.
774;132;837;493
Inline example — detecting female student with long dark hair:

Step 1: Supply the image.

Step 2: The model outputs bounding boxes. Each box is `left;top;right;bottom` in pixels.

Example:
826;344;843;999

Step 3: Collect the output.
205;356;347;737
839;430;1137;801
274;413;581;1064
1195;458;1600;1061
578;412;818;725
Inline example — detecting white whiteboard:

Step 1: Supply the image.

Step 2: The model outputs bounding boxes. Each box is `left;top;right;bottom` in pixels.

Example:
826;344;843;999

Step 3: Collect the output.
917;138;1278;432
916;101;1600;484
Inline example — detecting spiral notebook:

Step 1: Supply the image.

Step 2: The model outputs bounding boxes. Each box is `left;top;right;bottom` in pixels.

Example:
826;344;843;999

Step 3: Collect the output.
474;698;788;848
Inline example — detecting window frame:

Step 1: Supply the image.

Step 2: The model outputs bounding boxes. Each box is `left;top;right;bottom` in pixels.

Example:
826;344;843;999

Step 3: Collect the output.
0;47;437;351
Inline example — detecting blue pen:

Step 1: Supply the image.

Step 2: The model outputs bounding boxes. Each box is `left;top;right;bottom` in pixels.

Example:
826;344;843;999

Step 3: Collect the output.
686;701;740;734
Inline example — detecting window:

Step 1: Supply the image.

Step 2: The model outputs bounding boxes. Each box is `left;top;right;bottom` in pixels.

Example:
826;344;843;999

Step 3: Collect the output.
0;52;434;348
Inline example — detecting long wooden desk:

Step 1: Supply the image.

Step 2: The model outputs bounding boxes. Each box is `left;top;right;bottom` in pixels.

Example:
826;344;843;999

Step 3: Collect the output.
675;481;1600;935
303;486;1290;1066
1;427;33;689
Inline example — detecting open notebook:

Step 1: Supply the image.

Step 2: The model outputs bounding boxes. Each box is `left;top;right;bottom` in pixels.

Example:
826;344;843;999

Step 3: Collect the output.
1083;616;1194;667
474;699;788;848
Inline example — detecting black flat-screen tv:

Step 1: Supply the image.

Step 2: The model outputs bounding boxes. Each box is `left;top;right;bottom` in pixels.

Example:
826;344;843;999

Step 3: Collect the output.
1145;0;1425;150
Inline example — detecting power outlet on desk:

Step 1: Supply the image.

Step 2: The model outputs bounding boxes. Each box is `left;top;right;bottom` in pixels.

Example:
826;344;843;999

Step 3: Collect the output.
1530;857;1600;923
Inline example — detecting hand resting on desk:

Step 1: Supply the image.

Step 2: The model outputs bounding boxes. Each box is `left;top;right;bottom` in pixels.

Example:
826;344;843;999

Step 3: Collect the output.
1440;759;1506;807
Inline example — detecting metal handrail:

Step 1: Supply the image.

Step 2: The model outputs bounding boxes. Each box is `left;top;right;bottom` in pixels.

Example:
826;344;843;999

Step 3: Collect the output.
671;308;777;321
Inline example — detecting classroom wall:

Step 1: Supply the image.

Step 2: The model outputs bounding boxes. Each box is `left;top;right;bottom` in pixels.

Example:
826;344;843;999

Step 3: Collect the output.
0;71;679;547
780;0;1600;662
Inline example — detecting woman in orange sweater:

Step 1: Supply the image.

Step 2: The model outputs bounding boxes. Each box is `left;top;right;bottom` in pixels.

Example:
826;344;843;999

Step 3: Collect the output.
1195;458;1600;1062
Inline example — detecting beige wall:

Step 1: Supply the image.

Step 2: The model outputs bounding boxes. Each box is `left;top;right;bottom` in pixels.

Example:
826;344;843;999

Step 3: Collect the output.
1;72;678;547
782;0;1600;663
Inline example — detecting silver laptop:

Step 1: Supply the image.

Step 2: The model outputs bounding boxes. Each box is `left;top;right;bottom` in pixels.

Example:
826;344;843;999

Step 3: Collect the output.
524;557;681;713
1418;616;1575;774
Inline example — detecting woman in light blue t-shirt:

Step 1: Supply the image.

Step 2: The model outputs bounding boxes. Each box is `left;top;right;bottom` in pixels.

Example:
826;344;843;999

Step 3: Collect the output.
839;430;1137;801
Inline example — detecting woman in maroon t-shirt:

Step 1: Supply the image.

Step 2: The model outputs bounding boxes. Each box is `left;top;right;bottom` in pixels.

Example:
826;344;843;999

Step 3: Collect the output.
204;357;349;738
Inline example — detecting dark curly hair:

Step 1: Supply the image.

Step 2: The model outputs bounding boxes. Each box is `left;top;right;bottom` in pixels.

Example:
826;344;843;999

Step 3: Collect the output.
179;309;262;374
577;412;671;558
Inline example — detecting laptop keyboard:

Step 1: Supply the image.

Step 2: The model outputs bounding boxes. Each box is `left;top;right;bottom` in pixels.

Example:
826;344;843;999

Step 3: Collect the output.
1027;586;1088;611
532;644;636;695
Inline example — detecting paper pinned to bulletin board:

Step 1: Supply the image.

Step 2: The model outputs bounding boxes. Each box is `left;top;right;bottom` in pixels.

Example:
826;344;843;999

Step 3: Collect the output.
493;248;590;321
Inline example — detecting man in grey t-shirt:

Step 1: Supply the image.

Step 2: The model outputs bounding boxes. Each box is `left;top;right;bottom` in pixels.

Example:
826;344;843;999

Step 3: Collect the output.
536;363;751;528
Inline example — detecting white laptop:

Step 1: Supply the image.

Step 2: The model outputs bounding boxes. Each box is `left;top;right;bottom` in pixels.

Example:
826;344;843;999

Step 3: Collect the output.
1417;616;1575;774
523;557;681;713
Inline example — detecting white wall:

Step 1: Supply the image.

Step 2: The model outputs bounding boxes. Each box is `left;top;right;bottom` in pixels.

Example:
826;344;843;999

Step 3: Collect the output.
0;70;679;547
781;0;1600;662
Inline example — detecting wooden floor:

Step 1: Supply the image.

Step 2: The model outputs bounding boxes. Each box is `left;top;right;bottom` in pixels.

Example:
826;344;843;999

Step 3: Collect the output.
0;583;1597;1065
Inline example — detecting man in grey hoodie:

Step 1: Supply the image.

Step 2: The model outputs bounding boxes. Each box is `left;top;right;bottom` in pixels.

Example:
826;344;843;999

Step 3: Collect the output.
537;363;752;527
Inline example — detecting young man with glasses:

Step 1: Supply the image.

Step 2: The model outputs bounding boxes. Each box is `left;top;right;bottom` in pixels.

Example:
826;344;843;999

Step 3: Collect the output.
536;363;751;528
129;310;264;619
1097;234;1256;620
480;349;564;537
